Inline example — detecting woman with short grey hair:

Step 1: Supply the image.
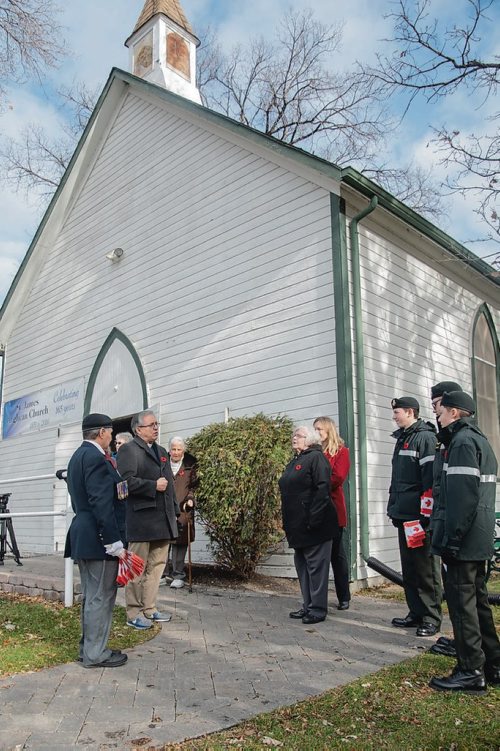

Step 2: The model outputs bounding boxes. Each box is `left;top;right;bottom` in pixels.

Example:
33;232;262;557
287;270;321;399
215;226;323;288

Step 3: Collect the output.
278;425;335;624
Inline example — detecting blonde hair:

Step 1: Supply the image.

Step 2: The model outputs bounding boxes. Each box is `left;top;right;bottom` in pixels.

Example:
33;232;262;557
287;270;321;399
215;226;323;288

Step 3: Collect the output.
313;416;345;456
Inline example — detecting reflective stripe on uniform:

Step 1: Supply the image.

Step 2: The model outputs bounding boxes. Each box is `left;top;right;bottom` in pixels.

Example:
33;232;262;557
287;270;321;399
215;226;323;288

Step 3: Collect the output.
419;455;434;465
399;449;418;457
446;466;480;477
480;474;497;483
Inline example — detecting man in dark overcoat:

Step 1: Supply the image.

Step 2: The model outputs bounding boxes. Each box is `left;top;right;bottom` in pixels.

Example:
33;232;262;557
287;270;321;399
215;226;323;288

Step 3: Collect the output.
65;413;127;668
117;410;179;629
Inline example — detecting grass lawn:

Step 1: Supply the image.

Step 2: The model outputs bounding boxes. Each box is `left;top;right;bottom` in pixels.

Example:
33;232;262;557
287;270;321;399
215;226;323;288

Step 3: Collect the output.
1;576;499;750
0;592;158;676
160;651;500;751
160;577;500;751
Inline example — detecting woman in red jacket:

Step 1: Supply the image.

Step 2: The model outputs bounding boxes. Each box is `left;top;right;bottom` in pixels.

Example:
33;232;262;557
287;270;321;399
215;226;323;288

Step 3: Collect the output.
313;416;351;610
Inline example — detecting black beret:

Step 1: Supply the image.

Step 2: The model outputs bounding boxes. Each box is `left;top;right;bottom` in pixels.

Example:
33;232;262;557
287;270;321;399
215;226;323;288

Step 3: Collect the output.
431;381;463;399
440;391;475;415
391;396;420;410
82;413;113;431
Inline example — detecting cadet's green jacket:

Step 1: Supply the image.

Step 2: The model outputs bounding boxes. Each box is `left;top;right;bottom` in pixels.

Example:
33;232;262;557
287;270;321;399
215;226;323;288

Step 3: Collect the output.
387;419;436;520
431;418;498;561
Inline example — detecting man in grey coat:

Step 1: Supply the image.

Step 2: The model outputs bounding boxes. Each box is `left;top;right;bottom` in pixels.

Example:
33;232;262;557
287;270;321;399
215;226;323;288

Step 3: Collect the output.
117;410;179;629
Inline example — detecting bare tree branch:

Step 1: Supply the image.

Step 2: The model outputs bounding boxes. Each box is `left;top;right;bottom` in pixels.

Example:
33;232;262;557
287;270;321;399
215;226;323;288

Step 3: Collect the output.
0;8;445;222
0;0;64;102
358;0;499;249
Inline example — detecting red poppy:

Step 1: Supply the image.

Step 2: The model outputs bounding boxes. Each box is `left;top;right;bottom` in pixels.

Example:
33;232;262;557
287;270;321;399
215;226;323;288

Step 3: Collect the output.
403;442;409;449
295;464;302;470
160;456;167;463
179;469;185;476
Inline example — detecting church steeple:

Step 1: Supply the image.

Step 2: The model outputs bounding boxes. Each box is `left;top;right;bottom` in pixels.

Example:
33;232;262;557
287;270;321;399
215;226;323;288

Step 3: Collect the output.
125;0;201;103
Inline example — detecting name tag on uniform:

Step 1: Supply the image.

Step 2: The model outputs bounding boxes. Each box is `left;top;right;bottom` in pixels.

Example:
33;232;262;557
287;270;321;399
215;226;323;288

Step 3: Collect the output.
117;481;128;500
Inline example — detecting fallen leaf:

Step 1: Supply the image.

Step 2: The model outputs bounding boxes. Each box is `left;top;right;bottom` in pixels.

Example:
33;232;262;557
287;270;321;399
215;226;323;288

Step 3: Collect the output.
261;736;283;747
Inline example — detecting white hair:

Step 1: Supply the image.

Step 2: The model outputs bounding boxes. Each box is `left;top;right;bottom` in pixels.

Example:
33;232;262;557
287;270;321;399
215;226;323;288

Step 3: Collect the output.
115;432;133;444
294;425;321;447
169;435;186;450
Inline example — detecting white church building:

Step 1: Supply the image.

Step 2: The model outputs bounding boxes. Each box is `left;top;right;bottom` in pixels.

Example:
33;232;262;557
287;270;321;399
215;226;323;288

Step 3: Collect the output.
0;0;498;582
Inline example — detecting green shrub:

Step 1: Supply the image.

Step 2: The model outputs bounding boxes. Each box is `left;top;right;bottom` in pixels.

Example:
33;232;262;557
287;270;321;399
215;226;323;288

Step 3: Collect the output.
187;413;294;578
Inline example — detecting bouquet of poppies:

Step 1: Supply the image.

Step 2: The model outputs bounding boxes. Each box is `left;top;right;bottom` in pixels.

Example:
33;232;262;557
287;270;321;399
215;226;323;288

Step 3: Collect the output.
116;550;145;585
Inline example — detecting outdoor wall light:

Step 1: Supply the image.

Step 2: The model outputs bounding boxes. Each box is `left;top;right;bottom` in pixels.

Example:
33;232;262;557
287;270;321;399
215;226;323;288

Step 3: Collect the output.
106;247;125;262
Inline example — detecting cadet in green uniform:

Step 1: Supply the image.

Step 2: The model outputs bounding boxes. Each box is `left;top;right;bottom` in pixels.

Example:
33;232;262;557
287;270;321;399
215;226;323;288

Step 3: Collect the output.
428;381;463;659
430;391;500;693
387;396;442;636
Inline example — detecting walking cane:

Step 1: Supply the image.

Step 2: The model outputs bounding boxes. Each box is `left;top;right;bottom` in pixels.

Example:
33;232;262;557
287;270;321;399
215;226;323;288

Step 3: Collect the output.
187;512;193;593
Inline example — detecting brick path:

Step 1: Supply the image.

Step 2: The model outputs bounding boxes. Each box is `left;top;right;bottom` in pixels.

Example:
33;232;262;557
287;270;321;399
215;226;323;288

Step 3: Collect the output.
0;558;446;751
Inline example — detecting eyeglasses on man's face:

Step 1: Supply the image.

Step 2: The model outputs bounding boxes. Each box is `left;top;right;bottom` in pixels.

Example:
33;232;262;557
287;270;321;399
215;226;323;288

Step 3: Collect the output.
139;422;160;429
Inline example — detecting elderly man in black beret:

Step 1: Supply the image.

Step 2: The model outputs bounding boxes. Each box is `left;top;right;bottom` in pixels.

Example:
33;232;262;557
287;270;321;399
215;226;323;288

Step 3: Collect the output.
65;413;127;668
387;396;442;636
429;391;500;694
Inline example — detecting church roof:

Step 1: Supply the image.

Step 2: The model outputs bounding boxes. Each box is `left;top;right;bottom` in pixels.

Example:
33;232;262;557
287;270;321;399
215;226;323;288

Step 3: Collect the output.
133;0;194;35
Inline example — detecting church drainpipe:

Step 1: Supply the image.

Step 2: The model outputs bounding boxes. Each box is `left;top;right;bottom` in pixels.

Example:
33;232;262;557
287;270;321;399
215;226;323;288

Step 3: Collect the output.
348;196;378;567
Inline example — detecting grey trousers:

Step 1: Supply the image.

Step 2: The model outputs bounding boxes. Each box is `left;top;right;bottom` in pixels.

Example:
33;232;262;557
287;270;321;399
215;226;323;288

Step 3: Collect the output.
170;543;188;580
77;559;118;666
294;540;333;618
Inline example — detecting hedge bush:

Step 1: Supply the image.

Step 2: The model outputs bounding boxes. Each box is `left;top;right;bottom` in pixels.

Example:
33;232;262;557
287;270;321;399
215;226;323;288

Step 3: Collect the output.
187;413;294;578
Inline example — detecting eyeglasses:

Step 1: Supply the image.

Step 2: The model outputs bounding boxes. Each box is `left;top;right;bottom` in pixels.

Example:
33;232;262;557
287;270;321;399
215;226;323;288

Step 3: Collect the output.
138;422;160;428
294;433;307;439
431;398;441;410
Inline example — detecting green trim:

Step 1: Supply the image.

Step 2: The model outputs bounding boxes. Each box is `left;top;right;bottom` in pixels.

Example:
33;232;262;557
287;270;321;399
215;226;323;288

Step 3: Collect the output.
330;194;357;577
349;197;378;563
471;303;500;436
341;168;499;288
84;328;148;416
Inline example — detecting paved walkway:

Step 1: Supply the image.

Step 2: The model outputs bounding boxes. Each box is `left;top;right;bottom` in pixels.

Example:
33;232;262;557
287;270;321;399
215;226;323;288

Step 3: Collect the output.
0;557;449;751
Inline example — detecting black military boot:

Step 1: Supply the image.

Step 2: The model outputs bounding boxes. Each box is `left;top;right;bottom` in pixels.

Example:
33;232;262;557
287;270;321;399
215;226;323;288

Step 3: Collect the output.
484;665;500;686
429;666;486;694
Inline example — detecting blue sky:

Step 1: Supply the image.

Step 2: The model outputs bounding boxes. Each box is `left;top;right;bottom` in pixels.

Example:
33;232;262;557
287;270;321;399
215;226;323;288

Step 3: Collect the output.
1;0;498;305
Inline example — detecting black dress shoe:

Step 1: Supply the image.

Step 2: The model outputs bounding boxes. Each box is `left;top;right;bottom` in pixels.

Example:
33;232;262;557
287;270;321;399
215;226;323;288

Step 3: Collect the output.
289;609;306;619
302;614;326;624
391;614;422;628
429;668;486;694
77;649;123;664
337;601;350;611
436;636;455;647
82;653;128;669
484;665;500;686
416;622;439;637
429;642;456;658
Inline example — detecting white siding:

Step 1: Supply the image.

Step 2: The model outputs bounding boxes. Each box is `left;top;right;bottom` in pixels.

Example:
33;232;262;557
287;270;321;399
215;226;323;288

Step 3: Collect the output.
353;208;498;578
0;90;337;566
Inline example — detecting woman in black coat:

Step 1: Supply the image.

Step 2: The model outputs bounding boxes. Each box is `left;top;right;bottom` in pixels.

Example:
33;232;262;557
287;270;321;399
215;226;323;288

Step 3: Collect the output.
279;425;335;624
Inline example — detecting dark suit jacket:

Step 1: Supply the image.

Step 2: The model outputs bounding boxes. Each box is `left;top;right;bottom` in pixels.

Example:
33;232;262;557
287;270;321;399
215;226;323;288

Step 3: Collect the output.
117;436;179;543
64;441;126;560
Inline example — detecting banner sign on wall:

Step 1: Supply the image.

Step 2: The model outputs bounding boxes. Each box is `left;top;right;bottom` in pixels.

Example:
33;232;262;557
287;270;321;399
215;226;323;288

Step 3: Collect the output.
2;378;85;439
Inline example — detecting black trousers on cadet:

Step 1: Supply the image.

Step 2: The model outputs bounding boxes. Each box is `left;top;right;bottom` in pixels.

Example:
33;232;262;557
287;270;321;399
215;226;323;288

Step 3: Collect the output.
331;527;350;604
444;559;500;671
397;524;442;627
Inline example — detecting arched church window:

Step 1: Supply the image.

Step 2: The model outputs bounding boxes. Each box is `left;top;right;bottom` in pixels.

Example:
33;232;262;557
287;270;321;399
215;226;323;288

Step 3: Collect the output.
472;305;500;462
